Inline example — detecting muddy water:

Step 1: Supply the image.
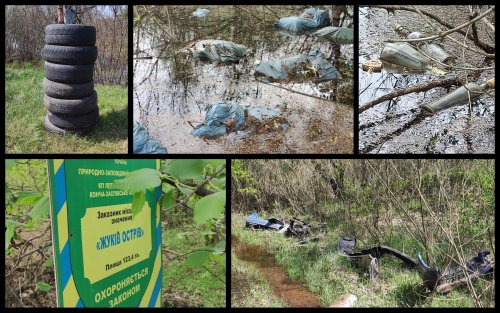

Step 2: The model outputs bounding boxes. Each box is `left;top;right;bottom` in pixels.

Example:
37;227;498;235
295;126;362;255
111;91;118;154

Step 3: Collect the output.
359;6;495;154
232;236;320;307
134;5;353;153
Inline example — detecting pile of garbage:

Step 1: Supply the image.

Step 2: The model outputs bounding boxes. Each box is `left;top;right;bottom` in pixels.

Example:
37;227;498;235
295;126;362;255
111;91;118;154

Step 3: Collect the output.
274;8;330;35
192;102;289;138
186;40;248;62
338;236;495;292
133;121;168;154
254;49;340;83
245;211;326;244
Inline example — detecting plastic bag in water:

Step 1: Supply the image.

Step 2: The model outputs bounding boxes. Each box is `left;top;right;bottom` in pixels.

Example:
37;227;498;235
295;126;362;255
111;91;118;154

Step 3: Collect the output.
254;49;340;83
314;26;354;44
192;102;246;138
133;121;168;154
247;105;289;131
190;40;248;62
274;8;330;34
193;8;210;17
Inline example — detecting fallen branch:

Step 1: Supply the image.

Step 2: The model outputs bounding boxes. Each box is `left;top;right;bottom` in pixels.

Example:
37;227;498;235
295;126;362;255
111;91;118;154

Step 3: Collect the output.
364;5;495;53
360;77;460;113
387;7;495;45
257;80;334;103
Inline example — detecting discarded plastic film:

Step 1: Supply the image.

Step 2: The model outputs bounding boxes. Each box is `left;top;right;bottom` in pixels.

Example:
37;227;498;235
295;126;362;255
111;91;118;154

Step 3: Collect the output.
47;160;162;307
189;40;248;62
255;49;340;83
192;102;289;138
314;26;354;45
192;8;209;17
133;121;167;154
274;8;330;34
192;102;246;138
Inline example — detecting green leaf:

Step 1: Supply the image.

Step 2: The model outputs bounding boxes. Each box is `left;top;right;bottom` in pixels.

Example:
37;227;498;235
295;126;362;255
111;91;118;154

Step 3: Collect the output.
210;253;226;267
5;219;25;251
113;168;161;193
169;159;206;183
36;282;52;292
5;159;16;169
204;159;226;170
194;191;226;225
186;250;211;267
131;191;145;217
214;240;226;253
178;186;192;196
44;255;54;268
161;190;176;209
15;191;43;205
30;195;50;222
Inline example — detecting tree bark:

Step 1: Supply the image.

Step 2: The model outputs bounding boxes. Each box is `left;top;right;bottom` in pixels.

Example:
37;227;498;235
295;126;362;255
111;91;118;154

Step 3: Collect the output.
360;76;461;113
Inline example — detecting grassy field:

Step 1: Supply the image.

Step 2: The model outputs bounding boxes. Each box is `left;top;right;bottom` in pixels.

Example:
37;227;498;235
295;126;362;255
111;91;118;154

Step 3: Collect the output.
231;213;494;308
163;225;226;307
5;61;128;154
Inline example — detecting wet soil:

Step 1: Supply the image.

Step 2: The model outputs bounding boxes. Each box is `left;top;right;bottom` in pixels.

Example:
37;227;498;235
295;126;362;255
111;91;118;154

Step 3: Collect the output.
359;6;495;154
134;5;353;153
231;236;320;307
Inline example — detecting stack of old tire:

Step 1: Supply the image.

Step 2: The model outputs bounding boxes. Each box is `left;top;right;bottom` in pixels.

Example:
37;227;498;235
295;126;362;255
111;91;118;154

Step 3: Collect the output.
43;24;98;135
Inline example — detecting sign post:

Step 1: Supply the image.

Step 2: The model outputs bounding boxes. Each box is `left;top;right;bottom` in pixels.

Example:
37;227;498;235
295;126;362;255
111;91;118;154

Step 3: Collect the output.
47;159;162;307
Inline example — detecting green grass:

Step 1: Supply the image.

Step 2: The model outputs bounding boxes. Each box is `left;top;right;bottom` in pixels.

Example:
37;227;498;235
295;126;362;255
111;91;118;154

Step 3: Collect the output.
163;226;225;307
5;61;128;153
231;213;494;308
231;251;288;307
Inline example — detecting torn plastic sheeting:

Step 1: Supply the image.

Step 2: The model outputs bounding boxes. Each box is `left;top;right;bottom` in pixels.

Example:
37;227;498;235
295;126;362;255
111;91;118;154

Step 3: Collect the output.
314;26;354;44
254;49;340;83
190;40;248;62
192;102;246;138
274;8;330;34
247;105;281;123
247;105;289;131
133;121;168;154
193;8;210;17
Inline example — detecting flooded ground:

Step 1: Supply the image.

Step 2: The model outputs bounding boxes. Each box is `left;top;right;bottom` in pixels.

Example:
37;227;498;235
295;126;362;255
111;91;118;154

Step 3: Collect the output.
134;5;353;153
359;6;495;154
231;236;320;307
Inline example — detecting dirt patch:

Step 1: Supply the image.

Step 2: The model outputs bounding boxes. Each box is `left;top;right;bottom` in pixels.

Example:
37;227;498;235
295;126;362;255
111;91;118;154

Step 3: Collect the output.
232;236;319;307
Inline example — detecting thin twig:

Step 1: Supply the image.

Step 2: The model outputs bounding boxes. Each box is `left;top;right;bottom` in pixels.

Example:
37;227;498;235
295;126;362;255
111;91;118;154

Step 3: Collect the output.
387;7;495;44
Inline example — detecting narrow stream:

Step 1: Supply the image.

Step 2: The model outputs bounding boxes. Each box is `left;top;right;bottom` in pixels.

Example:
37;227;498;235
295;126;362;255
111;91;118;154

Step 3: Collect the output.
232;236;320;307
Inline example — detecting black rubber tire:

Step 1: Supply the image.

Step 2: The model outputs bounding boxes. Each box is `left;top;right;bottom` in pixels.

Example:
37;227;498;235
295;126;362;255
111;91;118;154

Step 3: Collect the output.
42;45;97;65
47;107;99;129
43;78;94;99
45;24;96;46
44;115;96;136
44;62;94;84
44;91;98;115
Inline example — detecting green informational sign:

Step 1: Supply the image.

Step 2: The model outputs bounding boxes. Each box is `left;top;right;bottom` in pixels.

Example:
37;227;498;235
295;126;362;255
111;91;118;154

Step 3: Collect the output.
47;159;162;307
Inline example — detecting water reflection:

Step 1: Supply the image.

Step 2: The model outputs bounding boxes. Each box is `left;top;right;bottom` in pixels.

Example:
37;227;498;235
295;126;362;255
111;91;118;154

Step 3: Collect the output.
134;5;353;153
